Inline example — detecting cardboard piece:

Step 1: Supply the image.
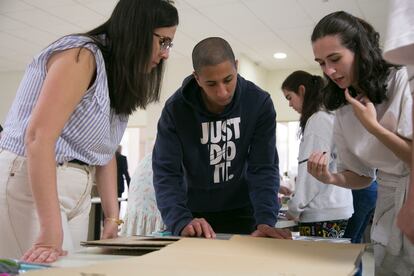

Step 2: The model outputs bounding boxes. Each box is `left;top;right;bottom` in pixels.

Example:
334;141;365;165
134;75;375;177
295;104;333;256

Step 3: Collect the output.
80;235;180;250
27;236;365;276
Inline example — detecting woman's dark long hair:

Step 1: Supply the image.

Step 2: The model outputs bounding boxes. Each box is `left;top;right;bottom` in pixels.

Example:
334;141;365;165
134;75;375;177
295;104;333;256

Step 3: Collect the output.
282;70;325;135
84;0;179;115
311;11;395;111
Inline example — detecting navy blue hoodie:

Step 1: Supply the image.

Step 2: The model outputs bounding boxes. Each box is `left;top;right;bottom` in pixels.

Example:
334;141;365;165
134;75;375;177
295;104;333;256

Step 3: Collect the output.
153;74;279;235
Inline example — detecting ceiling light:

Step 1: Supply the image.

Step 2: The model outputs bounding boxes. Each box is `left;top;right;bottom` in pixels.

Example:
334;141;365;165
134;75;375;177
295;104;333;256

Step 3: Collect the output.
273;52;287;59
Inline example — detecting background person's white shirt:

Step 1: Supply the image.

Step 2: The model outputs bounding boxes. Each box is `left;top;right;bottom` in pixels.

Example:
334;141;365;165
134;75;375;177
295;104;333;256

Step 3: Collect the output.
287;111;353;223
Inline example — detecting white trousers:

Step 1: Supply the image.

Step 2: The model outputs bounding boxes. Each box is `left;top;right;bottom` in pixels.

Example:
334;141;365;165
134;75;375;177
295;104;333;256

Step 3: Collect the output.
0;149;93;259
373;171;414;275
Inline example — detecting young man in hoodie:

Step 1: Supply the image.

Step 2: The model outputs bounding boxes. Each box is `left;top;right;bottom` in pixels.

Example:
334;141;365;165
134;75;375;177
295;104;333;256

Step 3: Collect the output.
153;37;291;239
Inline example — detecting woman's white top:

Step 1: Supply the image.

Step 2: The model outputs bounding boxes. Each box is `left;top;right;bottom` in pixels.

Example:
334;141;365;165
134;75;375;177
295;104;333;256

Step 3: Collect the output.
287;111;354;223
334;67;413;264
334;68;412;177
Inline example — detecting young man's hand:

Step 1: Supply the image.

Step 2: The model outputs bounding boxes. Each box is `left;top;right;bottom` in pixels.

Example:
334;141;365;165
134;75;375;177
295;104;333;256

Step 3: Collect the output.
251;224;292;239
181;218;216;239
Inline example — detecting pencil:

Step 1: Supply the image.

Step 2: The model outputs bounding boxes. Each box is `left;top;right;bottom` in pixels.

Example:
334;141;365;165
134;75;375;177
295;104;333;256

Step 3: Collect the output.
298;151;326;164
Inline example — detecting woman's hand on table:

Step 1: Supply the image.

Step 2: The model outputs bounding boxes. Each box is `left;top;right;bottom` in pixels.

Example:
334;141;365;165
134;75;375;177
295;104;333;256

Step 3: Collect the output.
21;229;67;263
181;218;217;239
101;219;120;239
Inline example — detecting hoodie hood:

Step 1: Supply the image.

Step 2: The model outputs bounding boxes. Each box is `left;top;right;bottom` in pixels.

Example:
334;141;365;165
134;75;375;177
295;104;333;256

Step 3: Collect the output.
179;74;242;118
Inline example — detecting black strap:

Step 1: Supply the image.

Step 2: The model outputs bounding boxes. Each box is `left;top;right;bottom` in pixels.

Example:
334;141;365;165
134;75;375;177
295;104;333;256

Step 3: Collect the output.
68;159;88;166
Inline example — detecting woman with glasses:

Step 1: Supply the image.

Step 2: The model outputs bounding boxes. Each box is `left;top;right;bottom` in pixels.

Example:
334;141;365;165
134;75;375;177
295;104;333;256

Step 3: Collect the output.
0;0;178;263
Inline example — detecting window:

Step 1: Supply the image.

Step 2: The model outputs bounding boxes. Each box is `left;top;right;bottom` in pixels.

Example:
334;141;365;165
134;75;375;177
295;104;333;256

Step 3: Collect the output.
276;121;300;182
120;127;140;177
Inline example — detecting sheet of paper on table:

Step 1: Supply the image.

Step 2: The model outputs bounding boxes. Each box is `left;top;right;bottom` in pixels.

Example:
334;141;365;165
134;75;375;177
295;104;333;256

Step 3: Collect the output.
26;235;365;276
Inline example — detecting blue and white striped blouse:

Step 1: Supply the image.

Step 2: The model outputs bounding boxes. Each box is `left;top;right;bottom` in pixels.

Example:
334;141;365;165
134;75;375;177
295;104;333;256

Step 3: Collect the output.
0;35;128;166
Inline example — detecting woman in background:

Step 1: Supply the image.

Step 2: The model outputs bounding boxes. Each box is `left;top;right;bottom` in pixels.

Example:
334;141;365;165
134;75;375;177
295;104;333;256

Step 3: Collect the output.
120;152;166;236
308;11;413;275
281;70;353;238
0;0;178;263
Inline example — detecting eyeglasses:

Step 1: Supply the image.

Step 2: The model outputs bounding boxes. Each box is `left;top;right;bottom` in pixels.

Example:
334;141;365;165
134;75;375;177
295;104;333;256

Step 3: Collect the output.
153;33;173;52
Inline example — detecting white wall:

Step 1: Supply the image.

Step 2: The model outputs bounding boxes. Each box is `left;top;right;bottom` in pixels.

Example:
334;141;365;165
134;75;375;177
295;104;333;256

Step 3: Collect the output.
265;68;322;122
237;56;322;122
238;54;268;88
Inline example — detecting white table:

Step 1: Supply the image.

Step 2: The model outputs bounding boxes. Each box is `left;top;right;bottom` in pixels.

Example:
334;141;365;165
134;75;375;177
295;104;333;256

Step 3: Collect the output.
53;247;135;268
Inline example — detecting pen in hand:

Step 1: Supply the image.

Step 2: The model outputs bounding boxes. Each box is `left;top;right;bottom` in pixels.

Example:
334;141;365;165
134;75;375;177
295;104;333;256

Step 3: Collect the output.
298;151;326;165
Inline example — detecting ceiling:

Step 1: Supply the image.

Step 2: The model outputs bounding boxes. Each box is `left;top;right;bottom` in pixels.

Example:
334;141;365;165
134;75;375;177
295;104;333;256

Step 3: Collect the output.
0;0;390;72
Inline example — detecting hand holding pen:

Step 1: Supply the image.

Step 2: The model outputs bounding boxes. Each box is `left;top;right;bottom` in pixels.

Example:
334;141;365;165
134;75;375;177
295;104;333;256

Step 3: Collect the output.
305;151;335;184
298;151;326;164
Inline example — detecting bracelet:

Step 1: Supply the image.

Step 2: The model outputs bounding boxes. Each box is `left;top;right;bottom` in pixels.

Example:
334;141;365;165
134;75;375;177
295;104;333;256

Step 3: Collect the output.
104;217;124;226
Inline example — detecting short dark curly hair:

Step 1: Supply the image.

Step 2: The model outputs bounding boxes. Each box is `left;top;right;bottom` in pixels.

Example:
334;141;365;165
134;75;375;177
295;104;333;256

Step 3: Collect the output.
192;37;236;73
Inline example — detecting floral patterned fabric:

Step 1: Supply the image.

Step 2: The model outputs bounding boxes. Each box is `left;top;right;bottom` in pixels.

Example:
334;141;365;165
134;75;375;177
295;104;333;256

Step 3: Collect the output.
298;219;348;238
120;153;166;236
